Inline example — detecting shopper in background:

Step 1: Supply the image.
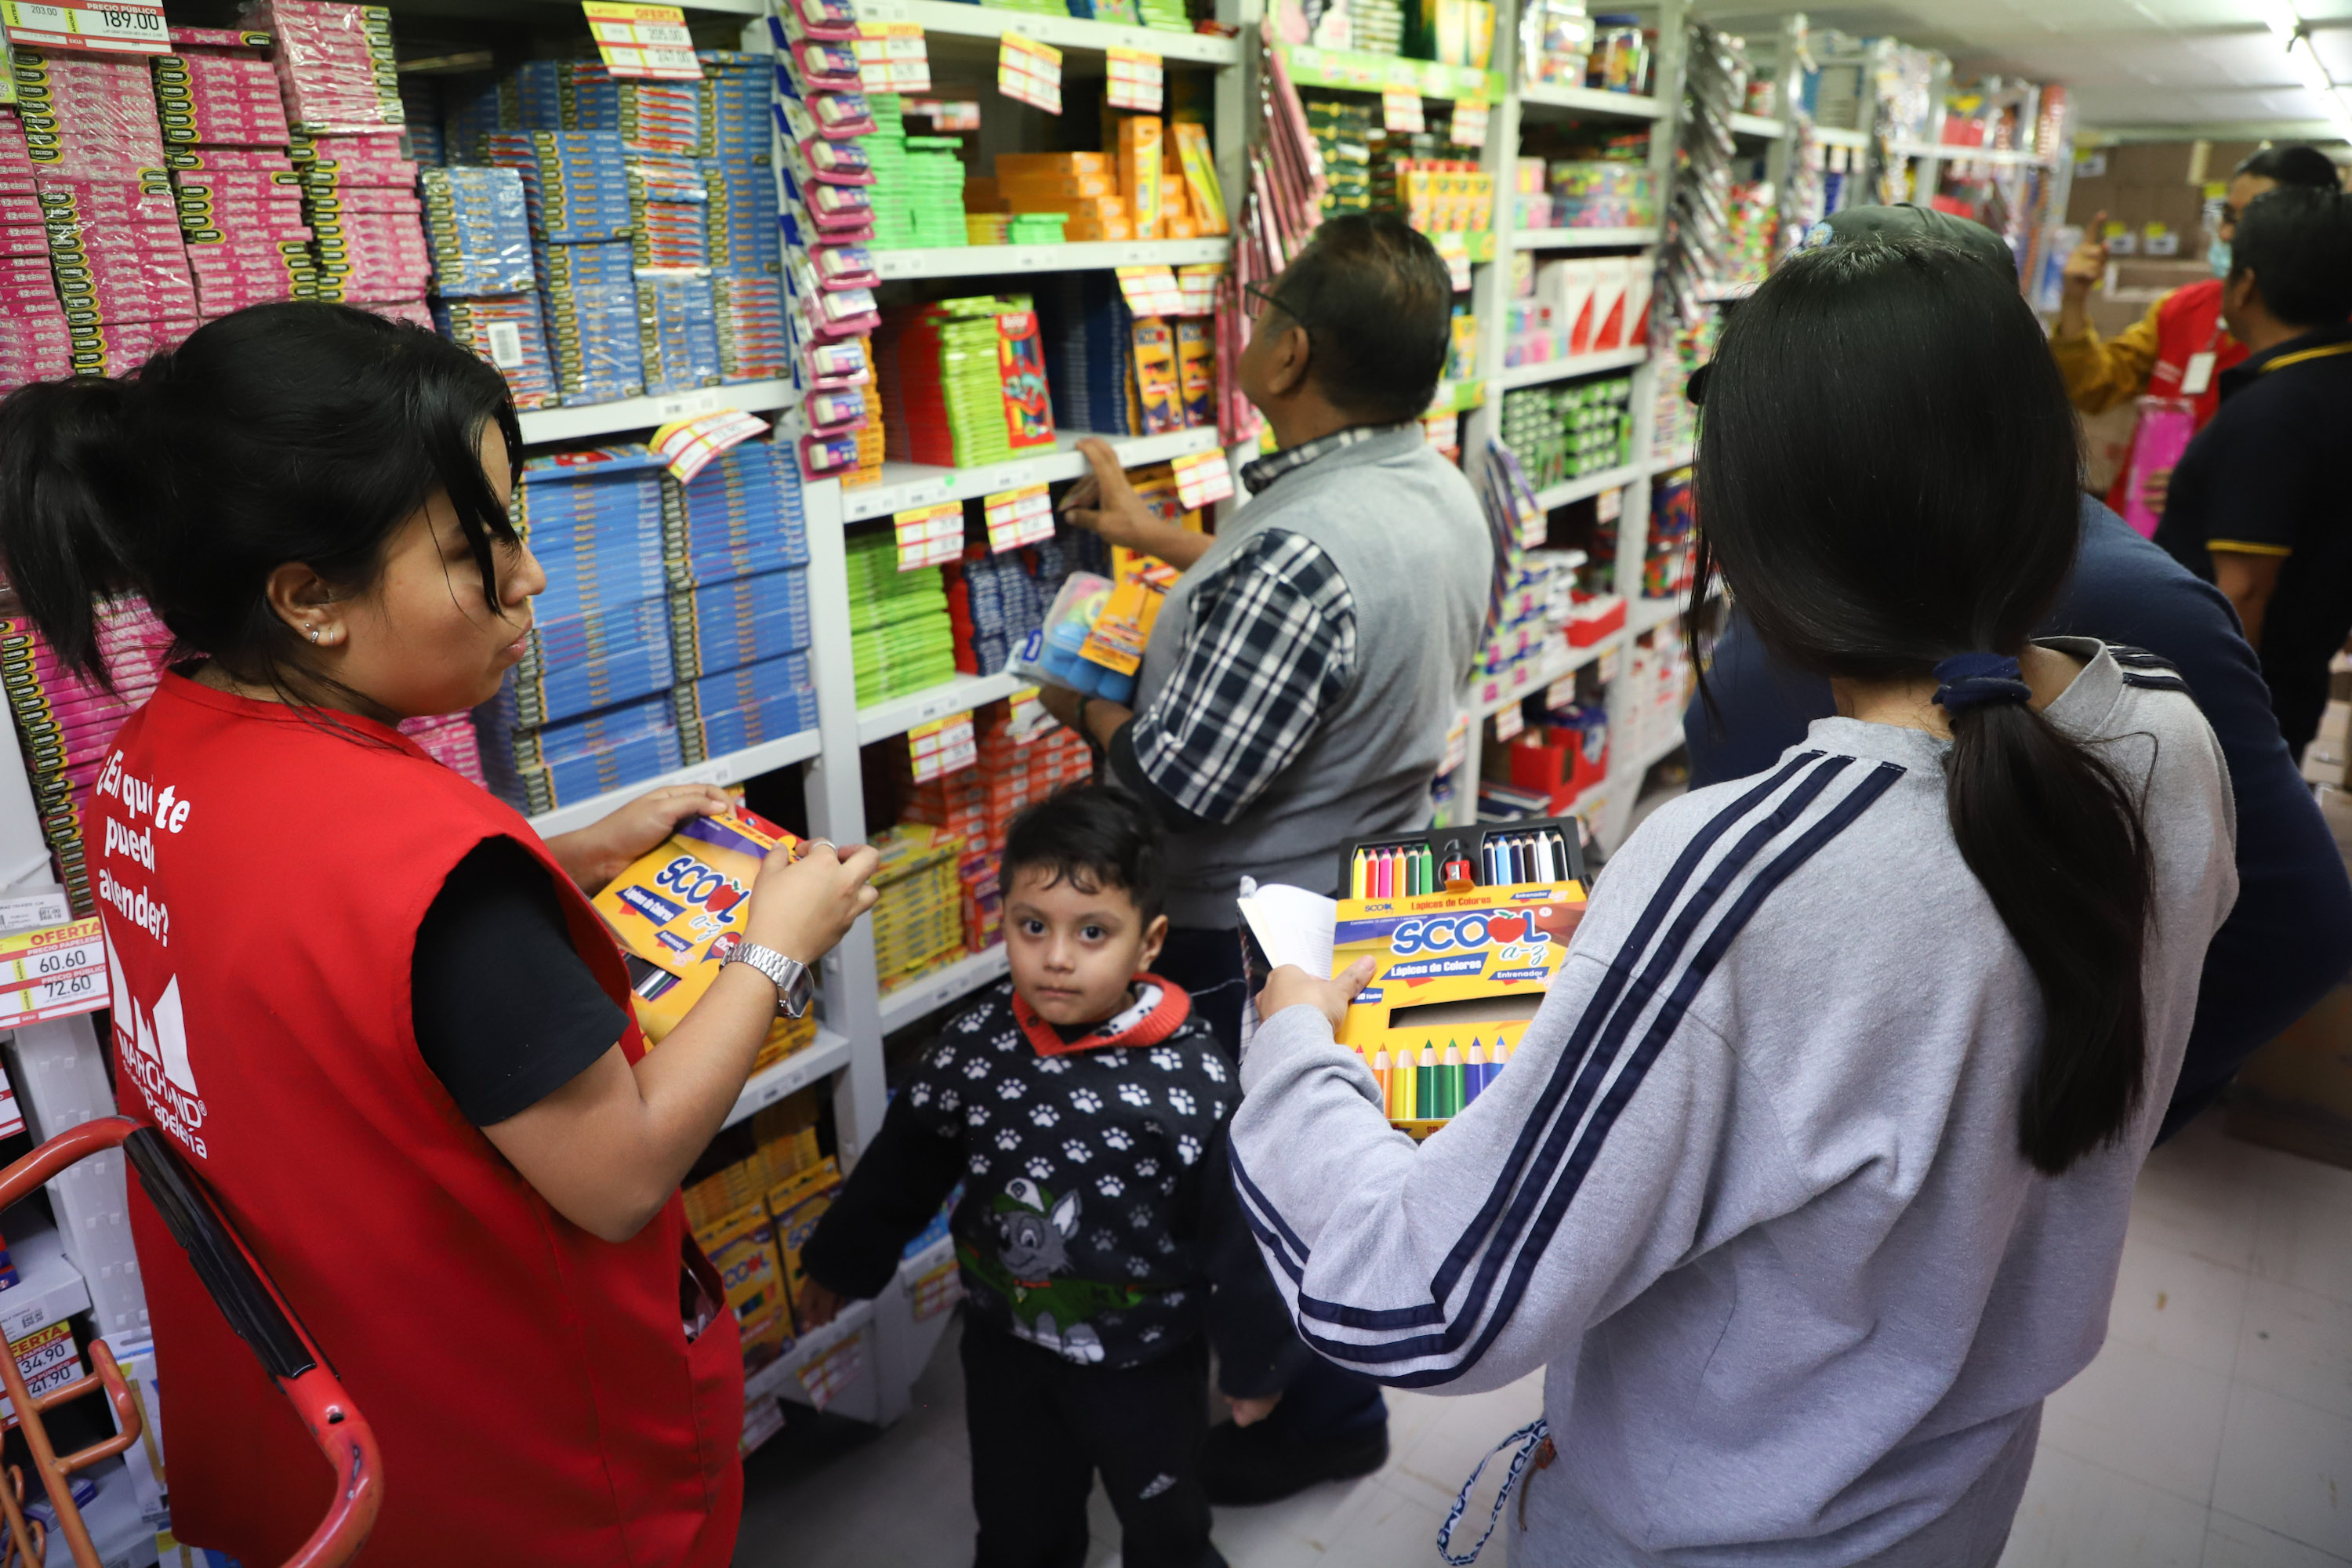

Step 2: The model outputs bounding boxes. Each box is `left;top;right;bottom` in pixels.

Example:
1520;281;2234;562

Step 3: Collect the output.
1687;202;2352;1139
796;786;1305;1568
2050;143;2342;517
2156;185;2352;757
0;303;880;1567
1045;211;1494;1502
1236;238;2238;1563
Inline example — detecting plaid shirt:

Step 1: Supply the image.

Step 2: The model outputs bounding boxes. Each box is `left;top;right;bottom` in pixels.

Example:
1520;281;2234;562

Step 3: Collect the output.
1127;426;1408;826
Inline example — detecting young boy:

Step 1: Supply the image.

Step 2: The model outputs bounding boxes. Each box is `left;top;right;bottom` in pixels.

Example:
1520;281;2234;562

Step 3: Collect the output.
798;786;1301;1568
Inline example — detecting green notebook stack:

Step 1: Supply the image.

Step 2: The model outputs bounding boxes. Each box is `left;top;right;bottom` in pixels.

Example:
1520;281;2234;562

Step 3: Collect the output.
931;296;1023;468
867;96;918;250
905;136;970;249
847;531;961;704
1007;212;1068;244
1137;0;1191;33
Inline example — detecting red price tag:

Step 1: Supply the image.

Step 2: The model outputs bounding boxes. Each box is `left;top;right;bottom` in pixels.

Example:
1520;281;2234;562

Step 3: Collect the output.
895;501;965;570
1106;47;1164;113
909;711;978;782
1171;448;1233;508
583;2;702;80
1493;702;1525;742
0;0;168;53
1381;86;1425;134
1115;265;1185;317
984;484;1054;553
999;33;1063;115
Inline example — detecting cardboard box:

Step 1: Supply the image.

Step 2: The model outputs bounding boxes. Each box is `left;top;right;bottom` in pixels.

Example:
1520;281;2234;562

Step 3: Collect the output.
2229;981;2352;1171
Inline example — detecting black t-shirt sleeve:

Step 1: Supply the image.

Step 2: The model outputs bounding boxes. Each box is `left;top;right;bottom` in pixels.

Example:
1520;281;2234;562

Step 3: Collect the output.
410;837;630;1127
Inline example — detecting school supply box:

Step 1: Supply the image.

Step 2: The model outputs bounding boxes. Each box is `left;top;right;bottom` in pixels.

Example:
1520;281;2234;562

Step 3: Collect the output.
593;806;814;1061
1242;819;1587;1138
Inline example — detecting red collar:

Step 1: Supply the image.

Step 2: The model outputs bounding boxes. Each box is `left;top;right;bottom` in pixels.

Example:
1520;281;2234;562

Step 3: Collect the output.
1012;975;1192;1057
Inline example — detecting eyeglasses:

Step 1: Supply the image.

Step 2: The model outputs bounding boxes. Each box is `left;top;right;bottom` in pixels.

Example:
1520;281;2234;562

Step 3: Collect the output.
1243;281;1310;329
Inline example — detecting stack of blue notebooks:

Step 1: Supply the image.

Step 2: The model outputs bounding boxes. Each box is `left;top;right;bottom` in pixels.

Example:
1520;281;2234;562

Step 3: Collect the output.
673;650;818;763
662;441;818;761
479;689;684;819
640;274;723;394
670;568;812;682
538;238;644;404
420;165;534;298
702;52;778;280
483;132;635;245
664;441;811;590
1036;271;1138;436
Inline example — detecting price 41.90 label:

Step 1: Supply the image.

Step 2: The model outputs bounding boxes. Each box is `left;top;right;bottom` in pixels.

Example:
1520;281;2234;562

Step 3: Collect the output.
908;710;978;782
894;500;965;570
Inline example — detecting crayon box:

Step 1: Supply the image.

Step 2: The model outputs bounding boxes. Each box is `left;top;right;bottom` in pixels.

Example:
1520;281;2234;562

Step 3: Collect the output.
592;806;802;1042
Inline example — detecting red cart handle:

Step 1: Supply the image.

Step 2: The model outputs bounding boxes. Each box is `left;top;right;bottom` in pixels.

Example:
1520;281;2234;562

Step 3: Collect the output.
0;1118;382;1568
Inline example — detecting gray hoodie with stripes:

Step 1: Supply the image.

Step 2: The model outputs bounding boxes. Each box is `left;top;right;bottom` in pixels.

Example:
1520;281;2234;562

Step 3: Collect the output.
1230;641;2238;1566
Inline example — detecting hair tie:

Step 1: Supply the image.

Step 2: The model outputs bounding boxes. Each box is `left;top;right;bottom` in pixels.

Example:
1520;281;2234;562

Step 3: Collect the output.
1932;653;2032;717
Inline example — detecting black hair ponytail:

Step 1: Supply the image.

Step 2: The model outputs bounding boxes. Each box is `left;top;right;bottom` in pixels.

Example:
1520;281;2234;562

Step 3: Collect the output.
1693;237;2156;1175
0;375;152;686
0;301;521;695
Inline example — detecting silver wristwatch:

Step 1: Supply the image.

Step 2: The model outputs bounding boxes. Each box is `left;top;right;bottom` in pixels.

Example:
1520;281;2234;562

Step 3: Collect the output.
723;941;813;1019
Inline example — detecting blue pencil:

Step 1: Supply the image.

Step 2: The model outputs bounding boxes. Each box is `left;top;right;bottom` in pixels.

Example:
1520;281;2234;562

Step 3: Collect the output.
1462;1036;1490;1103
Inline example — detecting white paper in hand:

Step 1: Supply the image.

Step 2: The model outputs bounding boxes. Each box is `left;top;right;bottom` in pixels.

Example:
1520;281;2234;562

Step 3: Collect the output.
1236;881;1337;979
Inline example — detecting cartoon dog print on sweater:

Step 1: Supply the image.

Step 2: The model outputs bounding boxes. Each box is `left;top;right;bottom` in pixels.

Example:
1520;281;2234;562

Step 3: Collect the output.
964;1177;1142;1364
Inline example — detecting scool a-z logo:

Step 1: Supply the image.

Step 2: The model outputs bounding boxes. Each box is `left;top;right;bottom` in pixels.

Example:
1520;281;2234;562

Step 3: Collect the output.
1388;909;1553;957
652;855;750;926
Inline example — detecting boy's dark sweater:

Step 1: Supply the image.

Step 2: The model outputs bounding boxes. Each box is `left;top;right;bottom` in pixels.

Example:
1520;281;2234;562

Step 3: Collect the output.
801;976;1308;1393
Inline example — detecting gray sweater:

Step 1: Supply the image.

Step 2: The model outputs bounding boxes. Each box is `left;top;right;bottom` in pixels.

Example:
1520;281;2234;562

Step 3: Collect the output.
1131;426;1492;926
1231;641;2238;1566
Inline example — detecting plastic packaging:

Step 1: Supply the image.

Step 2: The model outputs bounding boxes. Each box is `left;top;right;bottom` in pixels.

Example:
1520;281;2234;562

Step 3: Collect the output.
2122;397;2195;539
1008;571;1171;703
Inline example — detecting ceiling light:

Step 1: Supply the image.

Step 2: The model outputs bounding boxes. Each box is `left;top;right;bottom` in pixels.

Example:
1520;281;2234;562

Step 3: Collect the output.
2288;32;2337;93
2252;0;2303;38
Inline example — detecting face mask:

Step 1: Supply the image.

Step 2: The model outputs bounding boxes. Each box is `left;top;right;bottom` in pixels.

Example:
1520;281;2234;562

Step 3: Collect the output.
2208;236;2231;276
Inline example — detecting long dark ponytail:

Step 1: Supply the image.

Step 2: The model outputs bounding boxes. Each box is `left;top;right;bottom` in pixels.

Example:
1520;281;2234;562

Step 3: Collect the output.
1692;238;2153;1175
0;301;521;693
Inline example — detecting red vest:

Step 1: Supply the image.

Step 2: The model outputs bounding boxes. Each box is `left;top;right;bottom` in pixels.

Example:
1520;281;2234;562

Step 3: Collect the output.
2104;278;2249;514
94;673;742;1566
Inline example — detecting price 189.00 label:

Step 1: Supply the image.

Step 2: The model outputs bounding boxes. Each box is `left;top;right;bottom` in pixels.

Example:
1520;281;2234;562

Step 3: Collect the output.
0;0;169;53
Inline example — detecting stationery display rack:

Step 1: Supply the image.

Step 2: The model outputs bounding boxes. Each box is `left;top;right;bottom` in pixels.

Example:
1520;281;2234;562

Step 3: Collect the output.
0;0;2067;1486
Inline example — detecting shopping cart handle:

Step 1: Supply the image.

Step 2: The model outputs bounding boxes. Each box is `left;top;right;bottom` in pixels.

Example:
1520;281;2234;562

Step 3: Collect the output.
122;1126;314;1383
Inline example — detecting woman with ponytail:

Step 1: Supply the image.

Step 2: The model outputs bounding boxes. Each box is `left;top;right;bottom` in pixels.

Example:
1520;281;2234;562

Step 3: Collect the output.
1229;238;2238;1564
0;303;879;1566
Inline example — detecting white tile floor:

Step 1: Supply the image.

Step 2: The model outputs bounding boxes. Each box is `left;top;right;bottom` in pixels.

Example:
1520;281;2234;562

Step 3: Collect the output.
733;1112;2352;1568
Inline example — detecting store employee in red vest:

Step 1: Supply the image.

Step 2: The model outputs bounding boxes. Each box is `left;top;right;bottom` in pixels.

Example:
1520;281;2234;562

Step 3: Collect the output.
2051;143;2342;517
0;304;880;1566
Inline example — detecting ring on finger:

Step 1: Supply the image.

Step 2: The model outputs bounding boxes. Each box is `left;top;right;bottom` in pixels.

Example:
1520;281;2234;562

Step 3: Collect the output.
805;838;837;858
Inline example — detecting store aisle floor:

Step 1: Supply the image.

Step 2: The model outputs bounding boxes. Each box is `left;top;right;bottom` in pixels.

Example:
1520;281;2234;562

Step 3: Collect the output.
734;1111;2352;1568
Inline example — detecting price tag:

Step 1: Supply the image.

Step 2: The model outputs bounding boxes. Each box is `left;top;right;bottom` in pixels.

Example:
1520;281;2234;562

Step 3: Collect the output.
1596;485;1623;522
0;891;70;933
1493;701;1525;741
1596;648;1620;683
909;1260;963;1319
1441;707;1471;775
797;1334;866;1411
1429;233;1473;292
1449;100;1489;148
984;484;1054;552
583;2;702;80
1171;447;1234;508
1106;46;1164;113
1381;85;1425;134
0;0;166;53
651;408;770;484
908;710;978;781
1175;262;1222;316
1007;684;1054;741
855;23;931;93
894;500;965;569
0;917;107;1027
998;32;1063;115
1547;673;1581;710
1114;264;1184;317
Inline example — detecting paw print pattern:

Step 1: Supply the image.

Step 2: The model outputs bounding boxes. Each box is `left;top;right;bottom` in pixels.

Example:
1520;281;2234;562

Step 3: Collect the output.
1096;1174;1125;1198
1036;1056;1070;1075
1213;1100;1227;1120
970;1153;992;1174
1163;1290;1186;1308
1139;1325;1165;1343
1102;1127;1134;1152
1160;1177;1178;1194
965;1105;990;1127
1029;1104;1060;1127
1129;1205;1154;1229
1156;1236;1178;1254
1149;1047;1183;1072
908;1083;931;1108
995;1128;1022;1151
1095;1049;1128;1070
1061;1138;1091;1163
996;1079;1026;1100
1069;1087;1103;1114
1202;1054;1228;1084
1089;1228;1120;1253
938;1090;962;1113
1127;1257;1152;1278
1025;1156;1055;1180
1167;1087;1197;1116
963;1059;991;1080
1134;1158;1160;1178
994;1030;1019;1054
1177;1134;1203;1166
1117;1083;1152;1109
957;1011;987;1034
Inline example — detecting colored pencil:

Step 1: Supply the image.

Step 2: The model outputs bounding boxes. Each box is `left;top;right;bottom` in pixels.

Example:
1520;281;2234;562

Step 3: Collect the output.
1438;1040;1464;1117
1370;1044;1390;1109
1415;1041;1436;1119
1392;1043;1416;1119
1351;847;1368;898
1463;1036;1489;1104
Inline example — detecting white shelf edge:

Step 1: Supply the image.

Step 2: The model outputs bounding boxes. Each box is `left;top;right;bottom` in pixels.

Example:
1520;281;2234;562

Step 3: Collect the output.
524;726;823;837
1471;633;1612;719
1494;347;1648;391
1628;595;1687;635
721;1025;856;1132
855;670;1025;746
875;238;1232;281
1511;226;1658;252
0;1225;89;1345
1886;141;2053;168
1534;461;1642;510
849;0;1240;64
1811;125;1871;150
877;942;1009;1035
1648;446;1694;474
1729;111;1785;140
517;380;796;446
1516;83;1664;120
747;1296;878;1405
841;425;1220;522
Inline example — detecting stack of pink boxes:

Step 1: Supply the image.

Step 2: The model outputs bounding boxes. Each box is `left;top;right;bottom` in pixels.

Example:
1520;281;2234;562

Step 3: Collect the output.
245;0;430;322
15;46;200;379
156;27;318;320
0;116;73;394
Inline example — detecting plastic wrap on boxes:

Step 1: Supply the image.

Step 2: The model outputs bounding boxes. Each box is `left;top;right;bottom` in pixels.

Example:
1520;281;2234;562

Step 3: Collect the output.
421;165;535;297
245;0;405;134
13;49;170;182
562;64;702;156
668;568;813;681
434;293;557;409
482;130;633;245
638;273;721;394
151;45;293;150
663;441;810;589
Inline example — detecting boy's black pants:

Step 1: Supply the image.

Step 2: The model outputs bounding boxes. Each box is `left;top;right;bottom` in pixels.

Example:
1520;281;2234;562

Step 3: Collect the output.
960;1323;1226;1568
